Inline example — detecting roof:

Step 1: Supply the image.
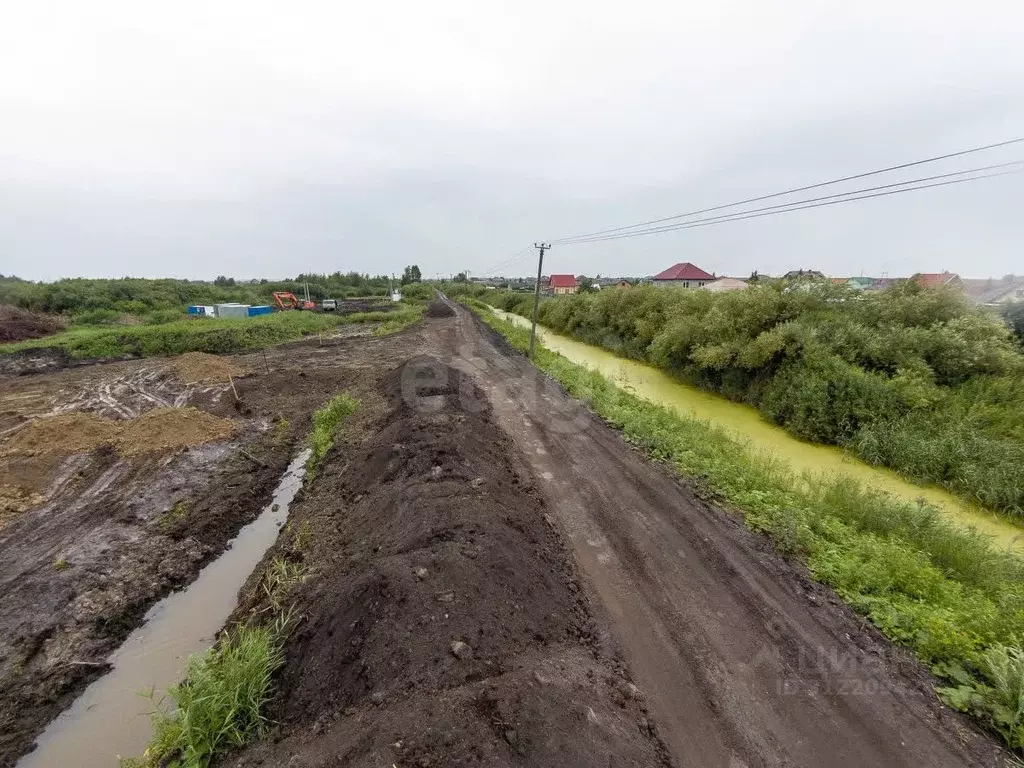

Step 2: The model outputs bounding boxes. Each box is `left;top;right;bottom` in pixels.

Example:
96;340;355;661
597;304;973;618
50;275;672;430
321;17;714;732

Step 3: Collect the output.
548;274;577;288
652;262;715;281
913;272;960;287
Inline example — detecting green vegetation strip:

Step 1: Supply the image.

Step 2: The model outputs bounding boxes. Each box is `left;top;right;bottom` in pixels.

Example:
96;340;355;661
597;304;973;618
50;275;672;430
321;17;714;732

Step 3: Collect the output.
122;619;288;768
471;303;1024;749
467;282;1024;517
0;307;418;359
307;392;360;480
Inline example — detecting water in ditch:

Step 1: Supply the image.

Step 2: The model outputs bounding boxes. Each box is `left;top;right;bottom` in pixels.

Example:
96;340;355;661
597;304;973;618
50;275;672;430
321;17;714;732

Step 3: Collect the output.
492;308;1023;551
18;448;312;768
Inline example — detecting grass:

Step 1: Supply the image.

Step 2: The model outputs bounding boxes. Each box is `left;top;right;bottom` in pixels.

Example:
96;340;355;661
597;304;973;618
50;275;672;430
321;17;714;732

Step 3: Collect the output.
0;308;405;359
471;303;1024;749
307;392;359;479
372;303;425;336
122;618;289;768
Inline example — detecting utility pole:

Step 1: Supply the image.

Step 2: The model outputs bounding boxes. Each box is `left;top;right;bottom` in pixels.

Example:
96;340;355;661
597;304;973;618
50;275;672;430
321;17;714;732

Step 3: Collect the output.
529;242;550;359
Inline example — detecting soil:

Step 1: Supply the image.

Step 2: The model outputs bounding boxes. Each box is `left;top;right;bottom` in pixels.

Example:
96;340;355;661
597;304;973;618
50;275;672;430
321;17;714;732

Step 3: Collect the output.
0;306;64;344
425;298;456;318
223;357;668;767
0;324;430;767
0;407;236;461
164;351;247;384
434;302;1009;768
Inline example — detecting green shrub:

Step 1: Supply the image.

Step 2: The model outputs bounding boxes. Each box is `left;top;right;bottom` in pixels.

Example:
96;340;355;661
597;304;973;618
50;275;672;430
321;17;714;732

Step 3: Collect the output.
481;281;1024;516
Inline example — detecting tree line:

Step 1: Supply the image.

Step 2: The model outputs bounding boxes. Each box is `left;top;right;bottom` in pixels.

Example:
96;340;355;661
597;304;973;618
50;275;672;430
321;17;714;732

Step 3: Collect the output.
475;281;1024;514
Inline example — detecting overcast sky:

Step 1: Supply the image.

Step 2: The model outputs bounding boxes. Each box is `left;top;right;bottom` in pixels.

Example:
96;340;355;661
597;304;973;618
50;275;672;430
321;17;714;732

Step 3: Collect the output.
2;0;1023;282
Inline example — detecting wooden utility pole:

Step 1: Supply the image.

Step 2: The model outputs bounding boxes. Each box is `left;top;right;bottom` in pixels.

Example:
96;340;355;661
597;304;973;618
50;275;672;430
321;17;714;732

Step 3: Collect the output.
529;242;550;359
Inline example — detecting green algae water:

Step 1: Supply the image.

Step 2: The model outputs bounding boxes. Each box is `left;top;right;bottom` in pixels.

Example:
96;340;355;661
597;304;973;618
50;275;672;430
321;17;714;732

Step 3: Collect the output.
492;308;1024;552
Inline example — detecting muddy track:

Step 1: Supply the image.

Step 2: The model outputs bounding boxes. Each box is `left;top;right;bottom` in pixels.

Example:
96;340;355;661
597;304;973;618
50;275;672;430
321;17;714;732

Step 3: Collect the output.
224;356;668;767
437;303;1007;768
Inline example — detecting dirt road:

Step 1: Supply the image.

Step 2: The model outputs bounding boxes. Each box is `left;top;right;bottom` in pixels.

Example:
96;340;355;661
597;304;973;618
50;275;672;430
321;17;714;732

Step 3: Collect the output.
437;303;1005;768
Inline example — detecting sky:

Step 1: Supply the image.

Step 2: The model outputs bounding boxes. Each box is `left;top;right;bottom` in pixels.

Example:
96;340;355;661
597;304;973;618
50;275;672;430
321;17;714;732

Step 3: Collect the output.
2;0;1023;282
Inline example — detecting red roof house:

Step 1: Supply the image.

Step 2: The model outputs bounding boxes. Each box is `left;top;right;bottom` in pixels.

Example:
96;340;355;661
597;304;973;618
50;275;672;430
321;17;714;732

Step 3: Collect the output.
652;262;715;288
913;271;961;288
547;274;578;294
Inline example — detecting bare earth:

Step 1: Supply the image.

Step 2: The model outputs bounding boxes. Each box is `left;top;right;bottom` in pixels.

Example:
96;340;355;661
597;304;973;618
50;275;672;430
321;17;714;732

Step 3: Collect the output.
0;307;1013;767
435;303;1007;768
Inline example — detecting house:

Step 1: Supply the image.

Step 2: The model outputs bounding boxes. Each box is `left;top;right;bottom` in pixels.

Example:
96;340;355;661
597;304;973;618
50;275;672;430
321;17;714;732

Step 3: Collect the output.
831;277;875;290
962;276;1024;305
548;274;578;295
652;262;715;288
702;277;748;293
912;271;961;289
614;280;632;288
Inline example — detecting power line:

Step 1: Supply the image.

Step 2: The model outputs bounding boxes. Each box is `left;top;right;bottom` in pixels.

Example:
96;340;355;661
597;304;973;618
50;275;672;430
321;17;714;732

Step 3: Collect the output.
555;167;1023;245
479;246;534;276
560;161;1023;244
550;136;1024;244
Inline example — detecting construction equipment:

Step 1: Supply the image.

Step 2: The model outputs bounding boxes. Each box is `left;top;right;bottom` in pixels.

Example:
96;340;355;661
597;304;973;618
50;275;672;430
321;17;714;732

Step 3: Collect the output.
272;292;316;311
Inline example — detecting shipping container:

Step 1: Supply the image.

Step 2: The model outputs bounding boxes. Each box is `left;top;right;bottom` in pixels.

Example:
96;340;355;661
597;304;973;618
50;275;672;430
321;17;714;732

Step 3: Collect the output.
214;303;250;319
247;305;273;317
187;305;216;316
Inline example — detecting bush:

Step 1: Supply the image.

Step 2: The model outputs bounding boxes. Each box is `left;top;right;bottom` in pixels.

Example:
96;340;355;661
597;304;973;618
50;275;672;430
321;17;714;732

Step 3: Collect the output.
482;282;1024;515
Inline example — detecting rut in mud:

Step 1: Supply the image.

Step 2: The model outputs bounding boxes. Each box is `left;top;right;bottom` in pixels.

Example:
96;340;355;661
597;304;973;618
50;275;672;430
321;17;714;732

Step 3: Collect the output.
226;357;668;767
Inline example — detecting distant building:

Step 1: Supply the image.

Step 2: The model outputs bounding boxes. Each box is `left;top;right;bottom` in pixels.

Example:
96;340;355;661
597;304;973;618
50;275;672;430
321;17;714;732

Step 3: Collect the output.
912;271;961;289
652;262;715;288
548;274;578;295
831;277;875;290
702;277;748;293
615;280;632;288
961;276;1024;305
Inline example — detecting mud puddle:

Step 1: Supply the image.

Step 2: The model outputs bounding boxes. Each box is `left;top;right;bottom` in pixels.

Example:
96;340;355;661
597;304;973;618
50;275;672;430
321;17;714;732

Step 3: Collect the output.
18;448;312;768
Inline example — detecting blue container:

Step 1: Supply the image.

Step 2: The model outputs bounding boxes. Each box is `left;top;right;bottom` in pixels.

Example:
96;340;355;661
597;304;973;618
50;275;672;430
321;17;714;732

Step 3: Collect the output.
247;305;273;317
187;305;202;315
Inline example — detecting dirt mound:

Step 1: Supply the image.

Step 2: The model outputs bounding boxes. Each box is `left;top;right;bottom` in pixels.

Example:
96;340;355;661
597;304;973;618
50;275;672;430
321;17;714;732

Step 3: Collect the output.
226;357;666;767
0;306;64;343
164;351;245;384
1;407;235;459
425;299;455;318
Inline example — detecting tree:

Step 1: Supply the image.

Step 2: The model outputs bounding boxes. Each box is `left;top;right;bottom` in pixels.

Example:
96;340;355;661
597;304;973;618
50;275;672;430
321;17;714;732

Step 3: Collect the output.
1002;301;1024;346
454;272;468;283
213;275;236;287
577;275;597;293
401;265;422;285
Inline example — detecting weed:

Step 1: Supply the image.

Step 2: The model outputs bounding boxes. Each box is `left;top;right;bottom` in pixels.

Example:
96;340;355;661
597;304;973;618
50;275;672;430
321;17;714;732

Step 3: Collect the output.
471;304;1024;747
261;556;307;612
371;304;425;336
122;617;290;768
307;392;359;480
155;501;190;534
53;557;67;571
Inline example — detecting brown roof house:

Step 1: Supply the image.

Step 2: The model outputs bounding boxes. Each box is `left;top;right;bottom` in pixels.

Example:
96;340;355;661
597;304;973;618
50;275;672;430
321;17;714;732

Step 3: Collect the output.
652;262;715;288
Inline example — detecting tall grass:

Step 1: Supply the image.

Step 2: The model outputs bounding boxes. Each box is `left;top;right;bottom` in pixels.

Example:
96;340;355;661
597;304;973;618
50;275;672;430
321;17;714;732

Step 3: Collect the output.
471;304;1024;748
122;619;288;768
307;392;359;479
0;309;404;359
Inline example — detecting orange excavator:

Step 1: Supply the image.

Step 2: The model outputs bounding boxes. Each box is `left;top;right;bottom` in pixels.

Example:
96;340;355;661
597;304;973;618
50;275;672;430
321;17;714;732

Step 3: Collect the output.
272;292;316;311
